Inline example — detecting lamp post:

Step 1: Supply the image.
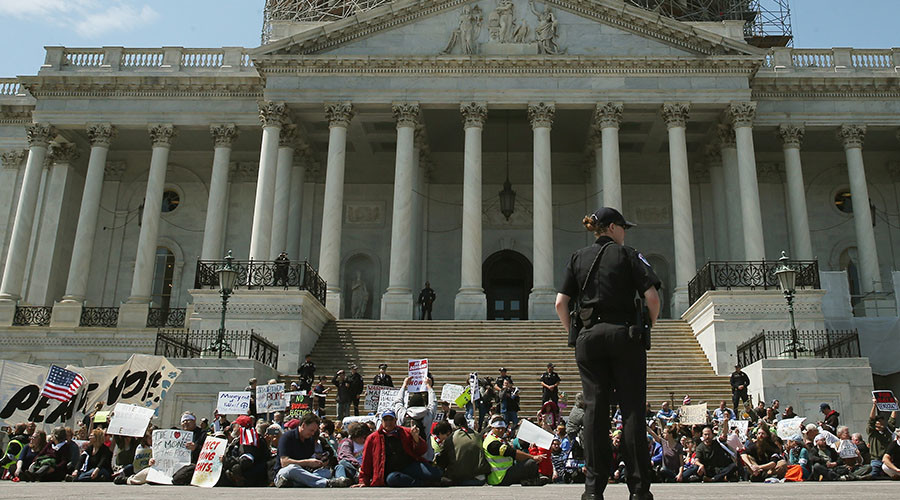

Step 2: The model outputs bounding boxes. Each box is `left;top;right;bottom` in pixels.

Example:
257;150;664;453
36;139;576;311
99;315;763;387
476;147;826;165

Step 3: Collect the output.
212;250;238;358
774;251;801;359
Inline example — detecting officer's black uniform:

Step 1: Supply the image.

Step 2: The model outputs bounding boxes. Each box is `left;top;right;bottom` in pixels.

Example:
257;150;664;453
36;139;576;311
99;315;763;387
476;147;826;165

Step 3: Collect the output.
558;209;660;500
730;367;750;412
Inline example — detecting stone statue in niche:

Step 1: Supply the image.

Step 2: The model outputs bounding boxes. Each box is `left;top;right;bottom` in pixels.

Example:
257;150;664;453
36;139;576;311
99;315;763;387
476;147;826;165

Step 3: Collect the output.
530;0;563;54
350;271;369;319
488;0;528;43
442;5;483;55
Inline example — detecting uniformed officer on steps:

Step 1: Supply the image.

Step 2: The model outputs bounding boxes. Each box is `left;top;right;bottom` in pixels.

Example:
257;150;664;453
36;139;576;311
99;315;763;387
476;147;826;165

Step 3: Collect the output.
555;207;661;500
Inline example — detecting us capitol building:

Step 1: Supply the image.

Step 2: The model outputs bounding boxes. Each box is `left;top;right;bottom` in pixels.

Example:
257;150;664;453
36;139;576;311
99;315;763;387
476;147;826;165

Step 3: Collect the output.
0;0;898;427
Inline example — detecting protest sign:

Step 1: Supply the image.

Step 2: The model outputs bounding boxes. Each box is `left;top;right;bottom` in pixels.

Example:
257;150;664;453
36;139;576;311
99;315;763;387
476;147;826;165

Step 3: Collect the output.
726;433;743;453
377;388;401;414
107;403;155;437
70;354;181;421
365;385;392;412
838;440;859;459
873;390;900;411
454;387;471;409
0;360;84;427
408;359;429;392
217;391;251;415
341;415;376;427
729;420;750;441
191;436;227;487
285;393;312;420
440;384;465;404
679;403;708;425
776;417;807;440
145;429;193;484
517;418;555;450
255;384;286;413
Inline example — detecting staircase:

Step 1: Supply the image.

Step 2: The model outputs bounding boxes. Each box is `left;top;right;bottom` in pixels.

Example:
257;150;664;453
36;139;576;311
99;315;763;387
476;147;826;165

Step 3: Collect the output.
281;319;733;417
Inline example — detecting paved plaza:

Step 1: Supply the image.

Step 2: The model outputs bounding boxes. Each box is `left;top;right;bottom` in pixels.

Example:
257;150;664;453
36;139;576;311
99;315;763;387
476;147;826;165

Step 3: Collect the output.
3;482;898;500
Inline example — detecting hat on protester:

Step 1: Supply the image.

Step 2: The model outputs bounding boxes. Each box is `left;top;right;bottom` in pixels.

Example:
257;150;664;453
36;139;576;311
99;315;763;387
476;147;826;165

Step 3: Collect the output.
790;434;804;445
266;425;283;436
819;403;831;411
235;415;254;428
180;412;196;423
382;410;397;419
814;433;827;443
490;419;507;429
285;419;300;429
590;207;636;229
683;395;692;406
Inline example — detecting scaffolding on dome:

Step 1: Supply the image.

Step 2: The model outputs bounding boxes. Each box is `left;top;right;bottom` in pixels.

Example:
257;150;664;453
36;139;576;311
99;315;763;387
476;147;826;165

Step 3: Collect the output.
262;0;393;43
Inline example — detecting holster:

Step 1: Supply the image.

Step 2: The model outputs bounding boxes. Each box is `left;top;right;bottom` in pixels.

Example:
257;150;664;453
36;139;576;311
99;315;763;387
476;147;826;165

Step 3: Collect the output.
629;298;652;351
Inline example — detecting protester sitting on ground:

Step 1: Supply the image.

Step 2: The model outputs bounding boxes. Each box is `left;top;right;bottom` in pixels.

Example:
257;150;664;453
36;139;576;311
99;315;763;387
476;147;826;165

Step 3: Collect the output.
783;405;798;420
784;435;809;480
39;427;73;482
355;409;438;487
528;438;553;482
537;400;560;429
548;438;567;483
713;401;735;422
882;428;900;479
742;425;786;482
694;426;737;482
19;427;69;482
72;429;113;482
556;425;571;455
335;422;370;484
482;415;545;486
112;435;136;479
648;423;683;482
676;436;698;482
656;402;677;426
566;393;585;446
430;421;452;462
436;413;490;486
819;403;840;434
1;423;29;477
221;415;270;487
809;433;841;481
14;430;48;481
389;376;438;461
116;427;152;485
868;396;898;478
274;412;351;488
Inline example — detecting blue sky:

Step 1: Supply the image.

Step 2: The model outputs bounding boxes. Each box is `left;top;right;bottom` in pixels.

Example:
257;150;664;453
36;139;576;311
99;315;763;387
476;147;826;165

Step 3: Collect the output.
0;1;896;77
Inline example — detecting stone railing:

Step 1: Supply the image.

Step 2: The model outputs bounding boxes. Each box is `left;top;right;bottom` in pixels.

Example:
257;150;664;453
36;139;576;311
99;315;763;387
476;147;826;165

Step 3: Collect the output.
688;260;820;306
43;47;256;73
762;47;900;71
0;78;23;96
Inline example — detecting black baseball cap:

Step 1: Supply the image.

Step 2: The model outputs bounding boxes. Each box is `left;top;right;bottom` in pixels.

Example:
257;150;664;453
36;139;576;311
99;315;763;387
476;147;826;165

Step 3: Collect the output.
590;207;636;229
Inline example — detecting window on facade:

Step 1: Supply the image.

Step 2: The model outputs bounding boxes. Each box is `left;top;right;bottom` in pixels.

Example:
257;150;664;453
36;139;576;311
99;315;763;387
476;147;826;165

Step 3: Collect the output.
161;190;180;213
834;190;853;213
150;247;175;310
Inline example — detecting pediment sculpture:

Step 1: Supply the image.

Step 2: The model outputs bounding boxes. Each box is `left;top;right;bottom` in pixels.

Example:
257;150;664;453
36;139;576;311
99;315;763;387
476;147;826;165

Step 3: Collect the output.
442;0;564;56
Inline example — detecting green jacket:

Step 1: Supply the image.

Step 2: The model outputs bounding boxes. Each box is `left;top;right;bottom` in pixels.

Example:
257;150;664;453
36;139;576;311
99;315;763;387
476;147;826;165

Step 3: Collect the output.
868;415;897;461
439;428;490;481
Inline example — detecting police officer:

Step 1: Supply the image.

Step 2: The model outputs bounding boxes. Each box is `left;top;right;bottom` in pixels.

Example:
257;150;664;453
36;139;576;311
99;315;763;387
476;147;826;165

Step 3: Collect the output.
555;207;661;500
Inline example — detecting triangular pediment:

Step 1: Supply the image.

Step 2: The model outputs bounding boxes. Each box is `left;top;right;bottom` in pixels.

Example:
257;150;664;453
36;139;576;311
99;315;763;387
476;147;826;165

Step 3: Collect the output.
251;0;766;59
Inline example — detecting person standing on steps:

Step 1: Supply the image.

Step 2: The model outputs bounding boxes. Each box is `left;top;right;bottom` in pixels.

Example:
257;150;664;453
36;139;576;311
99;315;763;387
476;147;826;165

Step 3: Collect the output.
418;282;436;320
555;207;661;500
349;364;365;417
297;354;316;393
730;364;750;415
373;363;394;388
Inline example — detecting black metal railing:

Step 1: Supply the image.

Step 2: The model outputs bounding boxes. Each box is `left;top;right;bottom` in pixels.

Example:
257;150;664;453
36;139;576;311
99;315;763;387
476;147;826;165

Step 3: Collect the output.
194;259;327;306
12;306;52;326
146;307;186;328
155;329;279;369
688;260;820;306
737;329;860;367
79;307;119;328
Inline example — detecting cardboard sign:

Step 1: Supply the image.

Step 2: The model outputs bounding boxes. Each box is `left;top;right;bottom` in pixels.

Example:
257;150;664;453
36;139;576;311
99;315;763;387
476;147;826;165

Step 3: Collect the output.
873;390;900;411
838;440;859;459
440;384;465;404
217;391;251;415
377;389;401;414
93;411;110;423
364;385;392;412
776;417;807;440
728;420;750;441
341;415;376;427
454;387;471;409
191;436;227;487
145;429;193;485
256;384;286;413
107;403;155;437
517;418;555;450
285;393;312;420
408;359;429;392
679;403;708;425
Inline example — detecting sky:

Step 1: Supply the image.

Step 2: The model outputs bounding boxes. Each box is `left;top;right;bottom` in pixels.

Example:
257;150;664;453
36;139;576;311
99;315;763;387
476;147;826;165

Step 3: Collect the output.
0;0;897;77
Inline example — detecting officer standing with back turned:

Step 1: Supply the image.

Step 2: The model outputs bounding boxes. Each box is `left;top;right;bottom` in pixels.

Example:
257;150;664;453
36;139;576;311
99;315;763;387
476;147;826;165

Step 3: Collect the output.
555;207;661;500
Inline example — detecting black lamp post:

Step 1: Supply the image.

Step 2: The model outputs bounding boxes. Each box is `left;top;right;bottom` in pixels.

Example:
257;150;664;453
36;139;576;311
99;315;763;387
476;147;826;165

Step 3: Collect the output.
774;251;801;359
212;250;238;358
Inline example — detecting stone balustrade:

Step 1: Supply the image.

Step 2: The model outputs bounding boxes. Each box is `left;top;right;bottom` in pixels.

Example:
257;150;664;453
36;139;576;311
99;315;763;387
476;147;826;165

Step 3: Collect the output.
763;47;900;71
0;78;22;96
40;46;255;73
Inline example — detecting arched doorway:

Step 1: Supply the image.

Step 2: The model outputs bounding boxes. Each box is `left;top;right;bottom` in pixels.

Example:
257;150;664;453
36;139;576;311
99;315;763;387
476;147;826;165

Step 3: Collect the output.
483;250;532;321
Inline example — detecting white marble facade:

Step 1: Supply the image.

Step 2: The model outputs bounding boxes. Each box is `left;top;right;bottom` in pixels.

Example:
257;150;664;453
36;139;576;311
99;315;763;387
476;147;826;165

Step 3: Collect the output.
1;0;900;327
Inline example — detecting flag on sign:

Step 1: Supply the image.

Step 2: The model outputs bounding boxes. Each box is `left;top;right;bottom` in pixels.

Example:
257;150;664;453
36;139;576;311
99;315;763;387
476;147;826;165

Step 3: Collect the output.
240;427;258;446
40;365;84;402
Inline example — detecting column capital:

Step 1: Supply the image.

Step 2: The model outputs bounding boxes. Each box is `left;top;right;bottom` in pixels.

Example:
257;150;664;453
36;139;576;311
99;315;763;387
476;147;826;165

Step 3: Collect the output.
210;123;239;147
258;101;287;128
392;102;420;128
324;102;354;128
104;160;127;180
279;123;300;148
716;123;736;148
778;124;805;149
47;143;80;165
661;103;690;129
1;149;27;169
594;102;623;129
460;102;488;129
148;124;176;148
528;102;555;129
25;123;54;147
839;124;866;149
86;123;117;147
727;101;757;127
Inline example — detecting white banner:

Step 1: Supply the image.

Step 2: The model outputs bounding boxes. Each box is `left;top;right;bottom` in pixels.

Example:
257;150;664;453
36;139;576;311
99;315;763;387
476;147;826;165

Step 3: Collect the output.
408;359;428;393
0;360;82;427
377;389;401;414
145;429;193;485
364;385;391;412
517;418;555;450
679;403;708;425
440;384;465;404
107;403;155;437
191;436;227;488
255;384;286;413
776;417;807;440
217;391;251;415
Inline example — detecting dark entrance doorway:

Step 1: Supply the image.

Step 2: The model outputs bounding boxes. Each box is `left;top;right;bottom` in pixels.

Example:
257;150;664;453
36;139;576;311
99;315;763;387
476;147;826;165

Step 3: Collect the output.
484;250;532;321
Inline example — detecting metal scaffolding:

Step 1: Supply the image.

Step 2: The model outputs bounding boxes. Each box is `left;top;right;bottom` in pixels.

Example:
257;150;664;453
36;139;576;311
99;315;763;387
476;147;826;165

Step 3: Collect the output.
262;0;393;43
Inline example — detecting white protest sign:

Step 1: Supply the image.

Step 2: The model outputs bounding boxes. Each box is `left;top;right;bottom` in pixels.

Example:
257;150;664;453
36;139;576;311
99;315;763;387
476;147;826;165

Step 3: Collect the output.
517;418;555;450
342;415;376;427
107;403;155;437
255;384;286;413
145;429;193;485
377;389;401;414
217;391;251;415
440;384;465;404
408;359;429;393
365;385;391;412
776;416;807;440
838;440;859;459
729;420;750;441
191;436;227;488
873;390;900;412
679;403;708;425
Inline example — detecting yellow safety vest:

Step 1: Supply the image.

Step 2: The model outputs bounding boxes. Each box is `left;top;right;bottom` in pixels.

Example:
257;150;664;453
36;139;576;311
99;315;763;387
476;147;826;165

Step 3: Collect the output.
2;438;26;470
483;433;513;485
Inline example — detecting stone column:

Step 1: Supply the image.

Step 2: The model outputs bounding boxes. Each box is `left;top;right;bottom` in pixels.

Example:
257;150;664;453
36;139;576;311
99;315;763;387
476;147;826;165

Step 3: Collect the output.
119;125;176;326
528;102;557;320
382;103;420;319
319;102;354;317
718;124;743;260
596;102;623;211
249;101;286;261
840;125;881;292
200;124;237;260
270;124;297;259
589;131;603;208
728;102;766;261
455;102;488;320
286;161;305;260
661;103;696;315
778;125;814;261
0;123;53;303
0;150;27;279
706;146;730;261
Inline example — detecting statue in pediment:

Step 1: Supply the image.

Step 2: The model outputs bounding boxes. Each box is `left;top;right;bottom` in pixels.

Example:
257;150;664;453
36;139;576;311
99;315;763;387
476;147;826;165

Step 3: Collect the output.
530;1;563;54
442;5;483;55
488;0;528;43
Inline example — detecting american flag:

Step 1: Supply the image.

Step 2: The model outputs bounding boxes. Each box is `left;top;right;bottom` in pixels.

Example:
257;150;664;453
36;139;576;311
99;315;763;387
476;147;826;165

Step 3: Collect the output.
40;365;84;402
240;427;258;446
